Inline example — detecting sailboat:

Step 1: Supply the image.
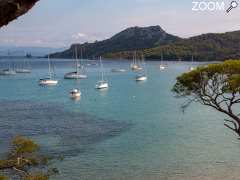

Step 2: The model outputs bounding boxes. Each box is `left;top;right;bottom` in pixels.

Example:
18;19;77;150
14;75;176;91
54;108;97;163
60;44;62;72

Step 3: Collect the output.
0;51;16;75
136;54;147;81
131;51;142;71
189;55;195;71
64;47;87;79
159;52;166;70
39;56;58;86
0;68;16;75
16;58;31;73
95;57;109;89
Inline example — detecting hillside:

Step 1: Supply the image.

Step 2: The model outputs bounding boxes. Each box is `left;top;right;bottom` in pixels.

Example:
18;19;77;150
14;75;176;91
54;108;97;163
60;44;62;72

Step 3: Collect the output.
50;26;180;59
106;31;240;61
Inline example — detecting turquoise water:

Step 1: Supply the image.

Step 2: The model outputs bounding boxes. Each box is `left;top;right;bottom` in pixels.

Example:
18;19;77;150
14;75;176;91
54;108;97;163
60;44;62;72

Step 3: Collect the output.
0;59;240;179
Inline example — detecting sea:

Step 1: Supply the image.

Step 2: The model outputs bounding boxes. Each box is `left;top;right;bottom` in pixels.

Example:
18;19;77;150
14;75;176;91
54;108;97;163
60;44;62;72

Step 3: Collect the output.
0;58;240;180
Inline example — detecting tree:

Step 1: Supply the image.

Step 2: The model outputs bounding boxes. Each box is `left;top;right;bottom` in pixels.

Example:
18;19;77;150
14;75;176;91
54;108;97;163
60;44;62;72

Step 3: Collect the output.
0;0;39;28
0;136;58;179
173;60;240;136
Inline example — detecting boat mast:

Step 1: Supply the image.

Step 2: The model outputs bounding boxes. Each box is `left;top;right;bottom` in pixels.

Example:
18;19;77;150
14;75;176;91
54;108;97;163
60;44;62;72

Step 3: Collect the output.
161;51;163;65
75;46;79;74
100;56;104;81
48;55;52;79
142;53;147;75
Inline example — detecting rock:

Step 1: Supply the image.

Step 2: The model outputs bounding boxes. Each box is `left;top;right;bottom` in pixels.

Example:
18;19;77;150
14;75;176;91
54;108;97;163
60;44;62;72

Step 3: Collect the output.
0;0;39;28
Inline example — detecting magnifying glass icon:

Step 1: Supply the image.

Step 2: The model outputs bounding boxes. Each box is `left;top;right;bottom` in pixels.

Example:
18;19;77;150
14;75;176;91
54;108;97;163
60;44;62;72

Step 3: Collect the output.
226;1;238;13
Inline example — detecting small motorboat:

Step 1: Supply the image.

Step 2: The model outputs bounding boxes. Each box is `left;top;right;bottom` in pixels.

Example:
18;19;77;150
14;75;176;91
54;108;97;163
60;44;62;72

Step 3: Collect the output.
69;89;81;98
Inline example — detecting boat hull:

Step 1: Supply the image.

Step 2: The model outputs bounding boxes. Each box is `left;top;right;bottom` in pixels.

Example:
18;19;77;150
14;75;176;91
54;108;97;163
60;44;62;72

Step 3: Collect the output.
16;69;31;73
96;81;109;89
39;79;58;86
136;76;147;81
69;90;81;98
131;66;143;71
64;72;87;79
159;65;166;70
0;69;16;75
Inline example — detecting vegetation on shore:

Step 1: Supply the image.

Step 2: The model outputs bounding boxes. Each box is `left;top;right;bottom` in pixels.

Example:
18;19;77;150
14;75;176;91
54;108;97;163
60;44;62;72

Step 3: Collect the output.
51;26;240;61
0;136;59;180
173;60;240;136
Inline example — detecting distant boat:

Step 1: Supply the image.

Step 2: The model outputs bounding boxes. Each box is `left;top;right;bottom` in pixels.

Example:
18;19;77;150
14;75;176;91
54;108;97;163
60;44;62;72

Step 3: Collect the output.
131;51;142;71
189;55;196;71
16;59;31;73
0;69;16;75
64;47;87;79
69;89;81;98
0;57;16;76
136;75;147;81
159;52;166;70
111;68;126;73
0;51;16;75
136;54;147;82
96;57;109;89
16;69;31;73
39;56;58;86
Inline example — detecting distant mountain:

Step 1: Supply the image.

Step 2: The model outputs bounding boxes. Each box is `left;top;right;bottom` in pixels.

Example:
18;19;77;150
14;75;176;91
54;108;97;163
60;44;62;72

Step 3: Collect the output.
105;31;240;61
50;26;180;59
51;26;240;61
0;46;67;57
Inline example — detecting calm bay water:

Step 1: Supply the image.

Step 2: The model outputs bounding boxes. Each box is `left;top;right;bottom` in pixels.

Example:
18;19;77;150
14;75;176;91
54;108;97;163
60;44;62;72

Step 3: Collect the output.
0;59;240;180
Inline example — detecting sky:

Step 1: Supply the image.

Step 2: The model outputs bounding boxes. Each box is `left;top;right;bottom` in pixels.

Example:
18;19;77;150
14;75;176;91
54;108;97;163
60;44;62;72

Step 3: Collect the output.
0;0;240;48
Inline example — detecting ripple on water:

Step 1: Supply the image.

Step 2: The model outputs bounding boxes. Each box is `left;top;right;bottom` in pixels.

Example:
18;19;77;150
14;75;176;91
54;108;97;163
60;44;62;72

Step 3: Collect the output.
0;100;132;157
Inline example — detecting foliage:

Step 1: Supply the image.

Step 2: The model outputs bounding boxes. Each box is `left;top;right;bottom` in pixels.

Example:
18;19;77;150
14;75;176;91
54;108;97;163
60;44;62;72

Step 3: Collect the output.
173;60;240;136
12;136;39;155
24;173;48;180
105;31;240;61
50;26;179;59
0;175;8;180
0;136;57;180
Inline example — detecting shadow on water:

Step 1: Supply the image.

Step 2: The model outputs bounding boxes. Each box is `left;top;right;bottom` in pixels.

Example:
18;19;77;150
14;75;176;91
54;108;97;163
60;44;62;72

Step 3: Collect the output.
0;100;132;157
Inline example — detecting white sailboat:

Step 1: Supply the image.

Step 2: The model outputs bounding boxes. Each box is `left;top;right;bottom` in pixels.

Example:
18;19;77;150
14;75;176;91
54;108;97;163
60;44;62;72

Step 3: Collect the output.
0;51;16;75
131;51;142;71
16;58;31;73
64;47;87;79
39;56;58;86
136;54;147;82
159;52;166;70
111;68;126;73
95;57;109;89
0;68;16;75
189;55;195;71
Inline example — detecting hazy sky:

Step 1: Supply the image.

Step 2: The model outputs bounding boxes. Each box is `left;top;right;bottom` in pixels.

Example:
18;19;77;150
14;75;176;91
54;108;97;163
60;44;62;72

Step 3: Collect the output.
0;0;240;47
